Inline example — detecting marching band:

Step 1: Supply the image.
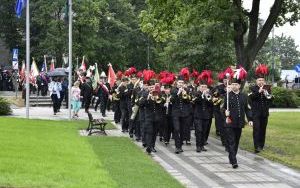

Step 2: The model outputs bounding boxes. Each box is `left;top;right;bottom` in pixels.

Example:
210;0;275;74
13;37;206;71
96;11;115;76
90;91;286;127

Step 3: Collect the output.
76;64;273;169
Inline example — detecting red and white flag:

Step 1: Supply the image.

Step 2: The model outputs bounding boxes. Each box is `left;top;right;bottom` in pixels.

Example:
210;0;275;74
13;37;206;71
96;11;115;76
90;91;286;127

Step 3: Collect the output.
80;56;86;72
107;63;116;88
50;58;55;71
30;58;39;85
19;61;25;82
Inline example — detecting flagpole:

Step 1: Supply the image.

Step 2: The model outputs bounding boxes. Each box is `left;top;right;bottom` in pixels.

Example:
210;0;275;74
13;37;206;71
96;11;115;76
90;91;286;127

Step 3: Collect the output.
25;0;30;118
68;0;73;120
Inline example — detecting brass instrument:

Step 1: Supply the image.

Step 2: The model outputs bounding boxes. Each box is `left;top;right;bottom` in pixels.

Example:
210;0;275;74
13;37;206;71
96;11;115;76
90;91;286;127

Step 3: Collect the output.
201;90;212;101
212;92;222;106
260;84;272;99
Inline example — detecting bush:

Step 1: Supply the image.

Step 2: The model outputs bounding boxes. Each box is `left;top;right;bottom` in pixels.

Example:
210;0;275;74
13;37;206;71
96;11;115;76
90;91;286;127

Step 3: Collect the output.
271;87;300;108
0;97;12;115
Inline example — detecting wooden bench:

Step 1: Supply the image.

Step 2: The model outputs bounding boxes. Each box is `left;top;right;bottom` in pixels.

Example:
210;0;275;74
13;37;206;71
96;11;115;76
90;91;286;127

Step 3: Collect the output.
86;112;107;136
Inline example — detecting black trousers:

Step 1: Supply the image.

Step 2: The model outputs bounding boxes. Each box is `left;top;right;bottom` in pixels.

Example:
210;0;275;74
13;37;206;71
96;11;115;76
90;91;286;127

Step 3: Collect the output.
172;116;189;149
139;118;146;144
163;115;173;142
51;94;59;113
224;127;242;165
194;118;211;147
144;120;159;148
129;117;141;139
184;116;192;142
120;106;129;131
100;97;108;115
214;108;227;146
204;118;212;143
253;116;268;149
113;101;121;123
84;97;92;113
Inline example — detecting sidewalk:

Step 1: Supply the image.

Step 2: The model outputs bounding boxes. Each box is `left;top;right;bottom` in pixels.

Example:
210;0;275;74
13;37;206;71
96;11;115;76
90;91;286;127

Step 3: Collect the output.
8;107;300;188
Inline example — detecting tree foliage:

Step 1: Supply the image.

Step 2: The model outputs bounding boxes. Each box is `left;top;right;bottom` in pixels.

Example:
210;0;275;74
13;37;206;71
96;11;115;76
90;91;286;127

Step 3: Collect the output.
140;0;300;72
0;0;151;71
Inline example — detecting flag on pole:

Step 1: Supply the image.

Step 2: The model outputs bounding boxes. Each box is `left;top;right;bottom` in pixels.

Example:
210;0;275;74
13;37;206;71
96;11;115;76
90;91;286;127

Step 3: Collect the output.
80;56;86;72
108;63;116;88
50;58;55;71
30;58;39;85
93;63;100;89
19;60;25;82
15;0;26;18
41;55;47;72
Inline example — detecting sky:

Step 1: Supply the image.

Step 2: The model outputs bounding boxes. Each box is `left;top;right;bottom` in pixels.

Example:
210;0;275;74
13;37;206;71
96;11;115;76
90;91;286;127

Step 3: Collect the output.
243;0;300;48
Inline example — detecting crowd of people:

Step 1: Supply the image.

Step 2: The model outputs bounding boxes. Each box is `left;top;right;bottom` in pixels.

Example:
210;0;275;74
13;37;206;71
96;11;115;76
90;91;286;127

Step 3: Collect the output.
68;64;273;169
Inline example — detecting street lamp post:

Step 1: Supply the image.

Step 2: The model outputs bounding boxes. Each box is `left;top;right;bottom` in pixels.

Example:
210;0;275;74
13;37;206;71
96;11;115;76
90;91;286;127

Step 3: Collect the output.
272;27;275;85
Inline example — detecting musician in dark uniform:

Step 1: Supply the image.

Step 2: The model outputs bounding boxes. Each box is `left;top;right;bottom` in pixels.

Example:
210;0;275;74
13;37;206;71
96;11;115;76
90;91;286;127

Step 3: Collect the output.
137;80;149;147
160;72;175;146
128;75;141;139
140;77;165;154
192;70;214;152
112;72;123;123
117;77;130;132
171;69;193;154
80;76;93;113
212;72;227;147
221;67;253;169
95;71;111;117
248;64;273;153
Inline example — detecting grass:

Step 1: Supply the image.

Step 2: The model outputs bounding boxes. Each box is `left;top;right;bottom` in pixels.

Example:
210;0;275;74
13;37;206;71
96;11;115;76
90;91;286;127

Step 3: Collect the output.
210;112;300;169
0;117;183;188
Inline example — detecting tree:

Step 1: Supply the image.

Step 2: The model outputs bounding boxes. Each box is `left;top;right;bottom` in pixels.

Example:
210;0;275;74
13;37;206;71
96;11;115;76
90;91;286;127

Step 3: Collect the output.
140;0;300;72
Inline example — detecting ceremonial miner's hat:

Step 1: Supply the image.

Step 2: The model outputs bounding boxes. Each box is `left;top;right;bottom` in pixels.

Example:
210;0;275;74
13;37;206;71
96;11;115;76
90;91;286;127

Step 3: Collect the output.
255;64;269;79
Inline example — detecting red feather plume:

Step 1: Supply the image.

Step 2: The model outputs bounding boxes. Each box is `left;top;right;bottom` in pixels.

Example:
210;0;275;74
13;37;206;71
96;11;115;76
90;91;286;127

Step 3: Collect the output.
217;72;225;81
191;69;199;79
143;69;155;82
116;71;123;80
223;67;234;79
196;70;213;86
255;64;269;76
136;71;143;78
179;67;190;81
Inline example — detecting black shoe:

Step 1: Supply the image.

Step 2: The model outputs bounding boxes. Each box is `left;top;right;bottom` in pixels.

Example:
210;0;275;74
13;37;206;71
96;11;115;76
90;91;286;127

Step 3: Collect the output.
159;137;163;142
232;164;239;169
129;134;133;138
201;147;207;152
142;143;147;148
151;147;157;152
146;147;151;154
186;141;191;145
255;147;262;153
196;147;201;153
94;108;97;112
175;148;181;154
164;141;169;146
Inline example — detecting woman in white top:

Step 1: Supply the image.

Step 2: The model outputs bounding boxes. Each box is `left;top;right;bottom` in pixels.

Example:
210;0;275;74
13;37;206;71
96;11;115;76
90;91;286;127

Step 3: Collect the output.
48;77;62;115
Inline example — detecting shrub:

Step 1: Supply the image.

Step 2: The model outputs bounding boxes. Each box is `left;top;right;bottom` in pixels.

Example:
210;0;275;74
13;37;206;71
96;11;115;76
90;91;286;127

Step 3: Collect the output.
272;87;299;108
0;97;12;115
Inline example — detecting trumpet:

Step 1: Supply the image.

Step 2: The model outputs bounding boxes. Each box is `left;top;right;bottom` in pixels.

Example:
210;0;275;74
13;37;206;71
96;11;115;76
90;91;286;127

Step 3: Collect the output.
212;92;222;105
201;90;212;101
259;84;272;99
178;87;189;100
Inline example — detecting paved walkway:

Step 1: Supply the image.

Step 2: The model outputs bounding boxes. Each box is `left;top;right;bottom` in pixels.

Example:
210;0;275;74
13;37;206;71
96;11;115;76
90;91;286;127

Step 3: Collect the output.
8;107;300;188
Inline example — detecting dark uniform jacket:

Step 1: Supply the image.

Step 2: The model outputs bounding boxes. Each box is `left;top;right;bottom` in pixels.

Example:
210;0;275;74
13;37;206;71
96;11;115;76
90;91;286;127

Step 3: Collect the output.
248;85;272;118
222;91;253;128
80;81;93;101
139;91;165;122
193;91;214;119
170;87;192;117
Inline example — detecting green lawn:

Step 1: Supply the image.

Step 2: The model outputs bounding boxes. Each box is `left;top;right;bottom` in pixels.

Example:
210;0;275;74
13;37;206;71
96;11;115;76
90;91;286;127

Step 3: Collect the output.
211;112;300;169
0;117;183;188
